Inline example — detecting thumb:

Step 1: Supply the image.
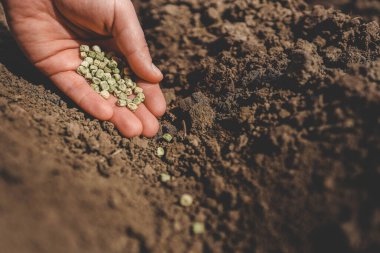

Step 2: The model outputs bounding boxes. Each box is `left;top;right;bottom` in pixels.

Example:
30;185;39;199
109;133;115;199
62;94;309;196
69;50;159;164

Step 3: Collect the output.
112;0;163;83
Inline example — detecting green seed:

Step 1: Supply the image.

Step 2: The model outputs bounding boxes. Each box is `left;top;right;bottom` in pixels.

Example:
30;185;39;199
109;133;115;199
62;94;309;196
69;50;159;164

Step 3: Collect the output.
117;99;127;107
92;45;101;53
81;61;90;68
192;222;205;234
180;194;193;207
133;97;142;105
137;92;145;102
89;65;98;71
118;92;128;100
127;102;138;112
106;79;115;86
156;147;165;157
108;60;118;69
92;77;101;85
113;68;120;74
96;52;104;61
113;74;121;81
160;173;171;182
104;67;112;73
134;87;143;94
95;69;104;78
103;73;112;80
100;90;110;99
125;88;133;96
93;59;100;67
77;66;88;75
80;52;87;59
80;45;90;52
88;51;96;58
98;62;107;69
91;84;100;93
85;73;93;80
84;57;94;64
100;81;109;91
162;133;173;142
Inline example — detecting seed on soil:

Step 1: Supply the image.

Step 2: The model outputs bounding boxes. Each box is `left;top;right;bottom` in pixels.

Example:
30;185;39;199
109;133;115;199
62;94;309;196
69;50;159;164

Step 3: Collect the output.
192;222;205;234
180;194;193;207
162;133;173;142
160;173;171;182
76;44;145;112
156;147;165;157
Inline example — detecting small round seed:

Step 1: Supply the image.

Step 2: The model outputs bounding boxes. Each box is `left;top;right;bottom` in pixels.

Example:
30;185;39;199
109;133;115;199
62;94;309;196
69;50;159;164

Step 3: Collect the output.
96;52;104;61
80;52;87;59
113;74;121;81
80;45;90;52
88;51;96;58
104;73;112;80
180;194;193;207
117;99;127;107
84;57;94;64
95;69;104;78
137;92;145;102
100;90;110;99
85;73;93;80
125;88;133;96
156;147;165;157
92;45;101;53
133;97;142;105
92;77;101;85
93;59;101;67
100;81;109;91
160;173;171;182
127;102;138;112
89;65;98;71
104;67;112;73
134;87;143;94
118;93;128;100
108;60;118;69
81;61;90;68
107;78;116;85
98;62;107;69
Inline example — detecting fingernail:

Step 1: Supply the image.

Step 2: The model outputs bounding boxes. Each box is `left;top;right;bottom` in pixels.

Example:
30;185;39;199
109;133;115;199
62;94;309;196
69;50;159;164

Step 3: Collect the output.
152;63;163;77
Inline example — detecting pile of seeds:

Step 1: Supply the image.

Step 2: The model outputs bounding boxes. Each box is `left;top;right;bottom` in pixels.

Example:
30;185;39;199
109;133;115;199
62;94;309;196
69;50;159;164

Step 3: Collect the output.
76;45;145;112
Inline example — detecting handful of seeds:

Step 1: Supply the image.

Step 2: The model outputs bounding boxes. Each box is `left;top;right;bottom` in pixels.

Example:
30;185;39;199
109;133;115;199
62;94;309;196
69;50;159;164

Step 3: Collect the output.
76;45;145;112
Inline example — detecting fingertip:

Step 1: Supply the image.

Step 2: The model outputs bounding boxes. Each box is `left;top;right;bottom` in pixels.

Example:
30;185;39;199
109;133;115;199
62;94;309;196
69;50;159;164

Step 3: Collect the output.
141;117;160;137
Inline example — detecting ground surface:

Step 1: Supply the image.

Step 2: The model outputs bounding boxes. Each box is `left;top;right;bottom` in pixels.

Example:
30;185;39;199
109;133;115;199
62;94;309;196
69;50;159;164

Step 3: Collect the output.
0;0;379;253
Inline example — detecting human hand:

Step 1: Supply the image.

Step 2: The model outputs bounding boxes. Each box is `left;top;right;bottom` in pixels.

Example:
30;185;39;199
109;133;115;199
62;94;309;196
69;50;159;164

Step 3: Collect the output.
1;0;166;137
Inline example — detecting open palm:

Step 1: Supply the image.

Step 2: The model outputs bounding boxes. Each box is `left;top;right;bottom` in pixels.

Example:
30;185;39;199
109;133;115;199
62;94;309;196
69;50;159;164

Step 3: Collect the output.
2;0;166;137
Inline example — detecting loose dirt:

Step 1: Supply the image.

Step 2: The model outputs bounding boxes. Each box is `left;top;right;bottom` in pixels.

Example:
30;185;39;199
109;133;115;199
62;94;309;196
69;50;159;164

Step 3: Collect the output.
0;0;379;253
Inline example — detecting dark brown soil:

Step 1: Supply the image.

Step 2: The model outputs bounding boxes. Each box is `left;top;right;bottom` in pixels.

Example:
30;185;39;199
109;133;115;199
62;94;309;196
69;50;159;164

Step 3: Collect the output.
0;0;379;253
307;0;380;23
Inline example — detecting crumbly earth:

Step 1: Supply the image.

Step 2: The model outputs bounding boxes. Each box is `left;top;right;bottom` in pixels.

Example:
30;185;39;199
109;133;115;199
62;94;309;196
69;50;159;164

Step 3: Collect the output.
0;1;379;253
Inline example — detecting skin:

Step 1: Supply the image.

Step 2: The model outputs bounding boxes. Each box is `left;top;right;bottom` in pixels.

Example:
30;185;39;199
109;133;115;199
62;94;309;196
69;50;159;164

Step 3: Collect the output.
1;0;167;137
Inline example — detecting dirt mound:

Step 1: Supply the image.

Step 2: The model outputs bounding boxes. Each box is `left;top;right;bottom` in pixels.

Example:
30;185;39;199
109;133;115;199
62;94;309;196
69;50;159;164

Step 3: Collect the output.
0;0;379;253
